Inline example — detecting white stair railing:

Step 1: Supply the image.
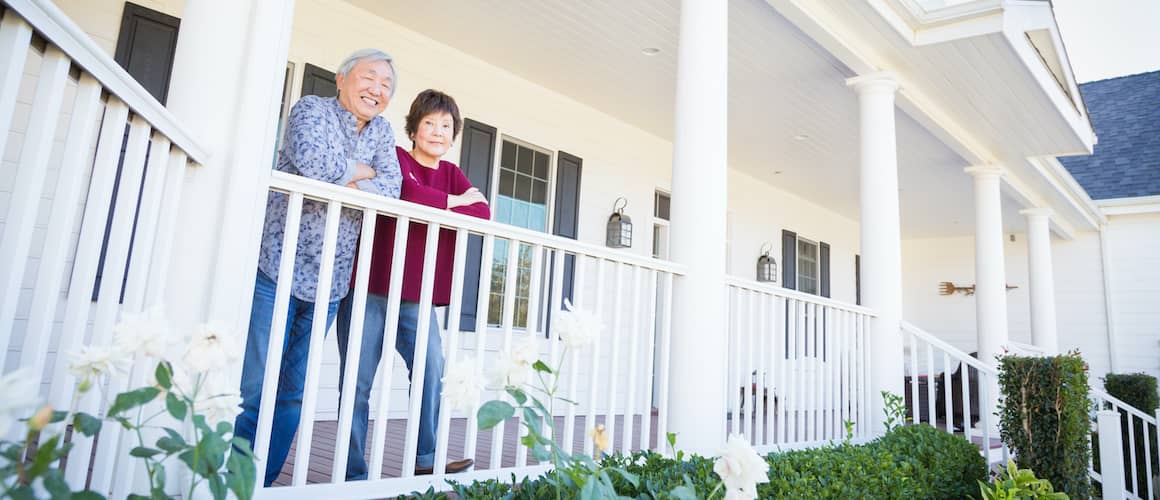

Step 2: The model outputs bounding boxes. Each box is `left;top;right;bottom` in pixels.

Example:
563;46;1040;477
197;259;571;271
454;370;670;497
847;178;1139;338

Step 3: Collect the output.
1090;387;1158;500
0;0;204;496
899;321;1008;464
724;278;876;451
252;172;683;498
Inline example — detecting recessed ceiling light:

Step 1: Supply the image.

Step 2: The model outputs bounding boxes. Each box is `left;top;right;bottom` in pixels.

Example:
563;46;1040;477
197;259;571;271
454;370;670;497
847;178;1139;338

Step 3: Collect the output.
641;47;661;56
773;170;783;175
793;134;809;141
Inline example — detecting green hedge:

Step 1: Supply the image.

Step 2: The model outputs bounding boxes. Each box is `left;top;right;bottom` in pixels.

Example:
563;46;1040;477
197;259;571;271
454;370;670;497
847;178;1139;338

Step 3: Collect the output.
998;351;1092;499
1105;373;1159;495
412;425;986;499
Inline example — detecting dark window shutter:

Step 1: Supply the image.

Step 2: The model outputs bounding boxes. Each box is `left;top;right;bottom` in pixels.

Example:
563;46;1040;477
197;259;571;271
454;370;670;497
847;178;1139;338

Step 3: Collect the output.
553;152;582;305
300;63;337;98
855;255;861;306
114;3;180;105
781;230;797;290
819;242;831;298
457;119;498;331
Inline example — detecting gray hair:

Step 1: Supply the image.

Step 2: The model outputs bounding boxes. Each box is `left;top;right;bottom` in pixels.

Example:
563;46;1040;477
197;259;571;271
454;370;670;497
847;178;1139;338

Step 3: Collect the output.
336;48;398;97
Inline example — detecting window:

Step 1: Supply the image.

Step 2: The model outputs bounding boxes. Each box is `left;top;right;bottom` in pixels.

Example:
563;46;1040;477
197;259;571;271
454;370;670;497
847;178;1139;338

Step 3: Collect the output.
489;139;553;328
652;191;670;259
796;237;819;295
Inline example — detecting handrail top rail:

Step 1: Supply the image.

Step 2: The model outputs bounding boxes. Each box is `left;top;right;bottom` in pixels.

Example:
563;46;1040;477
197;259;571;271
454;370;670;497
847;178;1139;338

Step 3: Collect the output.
900;320;999;376
268;171;687;275
5;0;208;163
1091;386;1159;424
724;276;877;316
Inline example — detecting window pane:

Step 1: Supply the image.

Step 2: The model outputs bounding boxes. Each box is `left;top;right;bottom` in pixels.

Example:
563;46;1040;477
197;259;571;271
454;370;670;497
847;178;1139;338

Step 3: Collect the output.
534;152;549;179
654;192;670;220
532;179;547;204
516;173;532;202
501;141;516;170
499;169;515;197
517;145;534;174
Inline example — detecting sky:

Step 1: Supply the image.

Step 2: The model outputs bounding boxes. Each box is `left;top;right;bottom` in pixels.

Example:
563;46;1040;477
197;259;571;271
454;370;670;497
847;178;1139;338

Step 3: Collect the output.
1051;0;1160;83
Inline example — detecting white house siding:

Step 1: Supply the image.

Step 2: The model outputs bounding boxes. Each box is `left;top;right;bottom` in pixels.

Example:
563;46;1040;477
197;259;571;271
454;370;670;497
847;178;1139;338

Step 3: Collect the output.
23;0;872;419
901;232;1113;378
1103;212;1160;379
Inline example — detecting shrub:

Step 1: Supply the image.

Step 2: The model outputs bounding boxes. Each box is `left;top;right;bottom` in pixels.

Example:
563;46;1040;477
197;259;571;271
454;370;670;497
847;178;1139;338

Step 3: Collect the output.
979;460;1068;499
998;351;1092;499
436;426;987;499
1103;373;1159;495
874;424;988;499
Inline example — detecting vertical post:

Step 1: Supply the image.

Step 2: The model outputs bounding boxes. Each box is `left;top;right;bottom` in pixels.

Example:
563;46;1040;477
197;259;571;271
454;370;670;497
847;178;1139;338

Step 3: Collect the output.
164;0;296;330
1098;410;1127;500
846;72;904;433
668;0;728;455
966;166;1009;423
1020;208;1058;354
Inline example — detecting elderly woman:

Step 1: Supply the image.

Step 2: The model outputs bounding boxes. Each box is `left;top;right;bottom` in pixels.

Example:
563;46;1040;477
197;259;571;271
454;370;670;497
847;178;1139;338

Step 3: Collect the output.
236;48;402;487
336;89;489;479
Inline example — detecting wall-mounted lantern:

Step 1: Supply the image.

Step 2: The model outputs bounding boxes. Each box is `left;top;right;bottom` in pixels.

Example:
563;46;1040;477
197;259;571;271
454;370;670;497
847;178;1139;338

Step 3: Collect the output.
606;197;632;248
757;242;778;283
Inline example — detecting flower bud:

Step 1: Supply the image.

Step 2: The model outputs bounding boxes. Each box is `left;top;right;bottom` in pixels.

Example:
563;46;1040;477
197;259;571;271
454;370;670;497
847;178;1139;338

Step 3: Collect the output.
29;405;53;432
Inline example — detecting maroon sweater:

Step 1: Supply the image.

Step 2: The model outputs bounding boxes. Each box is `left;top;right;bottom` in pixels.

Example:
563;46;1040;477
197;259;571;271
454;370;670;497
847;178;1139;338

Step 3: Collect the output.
362;146;491;304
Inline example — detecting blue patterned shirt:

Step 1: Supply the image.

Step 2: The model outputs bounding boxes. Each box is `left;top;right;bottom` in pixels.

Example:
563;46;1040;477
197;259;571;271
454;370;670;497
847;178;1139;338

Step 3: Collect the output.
258;95;401;302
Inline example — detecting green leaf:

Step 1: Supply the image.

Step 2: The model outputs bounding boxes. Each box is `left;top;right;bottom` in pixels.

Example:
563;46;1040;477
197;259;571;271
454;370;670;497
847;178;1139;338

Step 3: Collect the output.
505;387;528;405
70;491;106;500
579;477;600;500
154;361;172;390
216;421;232;436
130;446;162;458
226;447;256;500
29;434;61;477
609;467;640;488
107;387;161;416
166;392;187;421
73;412;102;437
477;400;515;430
532;360;553;374
127;495;151;500
49;410;69;424
42;469;71;499
208;473;227;500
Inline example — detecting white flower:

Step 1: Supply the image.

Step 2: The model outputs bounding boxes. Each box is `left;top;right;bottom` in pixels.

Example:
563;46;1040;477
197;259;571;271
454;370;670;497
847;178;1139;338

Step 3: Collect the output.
441;358;482;412
68;344;130;392
0;369;41;438
487;337;540;388
183;323;241;373
713;434;770;500
192;372;242;427
554;300;601;350
113;306;172;359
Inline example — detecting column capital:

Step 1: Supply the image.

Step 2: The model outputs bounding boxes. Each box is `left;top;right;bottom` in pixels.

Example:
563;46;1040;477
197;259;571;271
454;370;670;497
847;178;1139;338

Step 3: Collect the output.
846;72;900;94
964;165;1004;178
1019;207;1053;218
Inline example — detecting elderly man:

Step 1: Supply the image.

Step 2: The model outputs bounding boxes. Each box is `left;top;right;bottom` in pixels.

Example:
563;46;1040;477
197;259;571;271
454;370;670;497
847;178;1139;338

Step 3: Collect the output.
234;48;402;486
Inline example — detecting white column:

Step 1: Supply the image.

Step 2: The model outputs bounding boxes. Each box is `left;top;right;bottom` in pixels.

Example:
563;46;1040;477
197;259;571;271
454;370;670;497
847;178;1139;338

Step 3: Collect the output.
1020;208;1058;354
668;0;728;454
846;72;904;433
164;0;295;330
966;166;1009;364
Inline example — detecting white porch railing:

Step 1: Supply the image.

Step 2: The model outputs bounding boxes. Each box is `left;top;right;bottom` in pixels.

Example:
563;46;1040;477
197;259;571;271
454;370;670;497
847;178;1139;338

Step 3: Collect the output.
1090;387;1159;500
899;321;1008;464
0;0;203;496
724;278;876;451
255;172;683;498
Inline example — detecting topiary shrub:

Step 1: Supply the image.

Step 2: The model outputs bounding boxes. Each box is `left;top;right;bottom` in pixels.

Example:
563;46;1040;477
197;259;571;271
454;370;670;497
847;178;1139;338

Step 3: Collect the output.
998;351;1092;499
874;424;988;499
1104;372;1159;496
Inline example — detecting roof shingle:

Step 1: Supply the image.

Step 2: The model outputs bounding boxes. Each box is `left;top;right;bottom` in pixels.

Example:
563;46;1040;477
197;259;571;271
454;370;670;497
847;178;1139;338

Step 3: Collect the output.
1058;70;1160;200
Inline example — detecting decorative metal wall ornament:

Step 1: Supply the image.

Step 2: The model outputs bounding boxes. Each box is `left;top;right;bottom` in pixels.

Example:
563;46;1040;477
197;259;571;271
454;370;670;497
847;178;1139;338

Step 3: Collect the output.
938;281;1019;296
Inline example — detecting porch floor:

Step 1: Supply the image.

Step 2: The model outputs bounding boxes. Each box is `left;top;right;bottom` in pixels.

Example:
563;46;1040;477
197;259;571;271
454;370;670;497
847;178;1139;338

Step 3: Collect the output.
270;413;659;487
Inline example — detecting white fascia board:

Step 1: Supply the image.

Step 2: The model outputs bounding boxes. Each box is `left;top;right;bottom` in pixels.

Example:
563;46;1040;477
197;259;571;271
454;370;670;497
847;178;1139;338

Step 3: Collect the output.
1096;196;1160;216
999;163;1078;240
1000;3;1097;153
1028;156;1107;226
867;0;1005;46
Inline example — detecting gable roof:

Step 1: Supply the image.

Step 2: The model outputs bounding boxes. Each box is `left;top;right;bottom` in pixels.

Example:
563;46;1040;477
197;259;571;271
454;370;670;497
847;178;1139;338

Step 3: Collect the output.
1057;70;1160;200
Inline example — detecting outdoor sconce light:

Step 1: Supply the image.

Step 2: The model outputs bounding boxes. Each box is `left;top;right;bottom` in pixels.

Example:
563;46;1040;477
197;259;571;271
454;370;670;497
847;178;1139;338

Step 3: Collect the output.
606;197;632;248
756;243;778;283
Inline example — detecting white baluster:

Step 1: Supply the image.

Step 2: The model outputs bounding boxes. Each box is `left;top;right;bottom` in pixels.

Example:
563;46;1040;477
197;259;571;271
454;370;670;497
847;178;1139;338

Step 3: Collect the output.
368;216;411;478
332;208;377;482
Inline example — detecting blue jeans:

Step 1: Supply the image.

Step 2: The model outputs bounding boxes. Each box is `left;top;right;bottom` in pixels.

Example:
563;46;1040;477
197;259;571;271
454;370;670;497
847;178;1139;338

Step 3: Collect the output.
336;294;444;480
234;271;340;486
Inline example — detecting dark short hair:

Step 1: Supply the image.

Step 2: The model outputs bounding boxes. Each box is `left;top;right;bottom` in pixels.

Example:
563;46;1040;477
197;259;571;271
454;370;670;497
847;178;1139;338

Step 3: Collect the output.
405;89;462;141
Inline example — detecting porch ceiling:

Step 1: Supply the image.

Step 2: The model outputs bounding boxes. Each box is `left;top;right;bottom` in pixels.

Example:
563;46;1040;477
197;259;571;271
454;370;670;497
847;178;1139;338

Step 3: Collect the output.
347;0;1035;237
